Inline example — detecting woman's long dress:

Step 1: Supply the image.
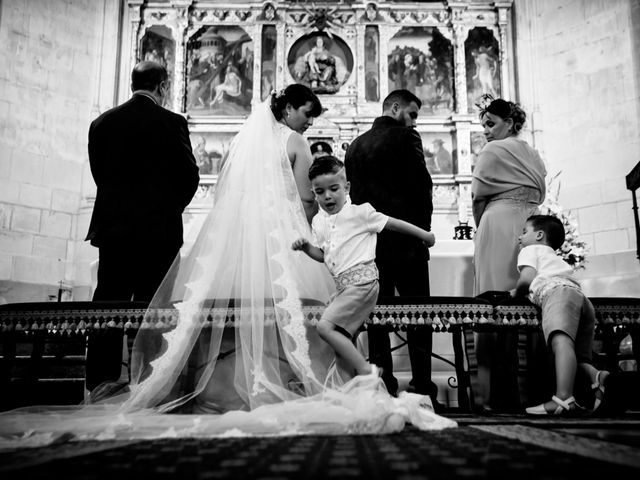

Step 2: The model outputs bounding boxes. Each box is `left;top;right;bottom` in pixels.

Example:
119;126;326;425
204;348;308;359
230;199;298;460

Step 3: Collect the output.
471;136;546;411
473;186;543;294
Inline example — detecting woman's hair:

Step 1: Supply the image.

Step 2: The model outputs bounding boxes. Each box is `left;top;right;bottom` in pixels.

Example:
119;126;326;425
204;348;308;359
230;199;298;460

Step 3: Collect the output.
270;84;322;120
476;94;527;134
308;155;345;181
527;214;565;250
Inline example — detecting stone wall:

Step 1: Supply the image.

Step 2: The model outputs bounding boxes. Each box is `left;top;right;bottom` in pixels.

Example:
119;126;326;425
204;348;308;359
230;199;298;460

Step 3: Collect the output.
0;0;120;303
514;0;640;295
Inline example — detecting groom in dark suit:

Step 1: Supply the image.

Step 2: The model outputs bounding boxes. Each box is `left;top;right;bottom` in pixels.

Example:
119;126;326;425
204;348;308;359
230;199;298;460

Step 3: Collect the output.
86;61;200;302
345;90;439;408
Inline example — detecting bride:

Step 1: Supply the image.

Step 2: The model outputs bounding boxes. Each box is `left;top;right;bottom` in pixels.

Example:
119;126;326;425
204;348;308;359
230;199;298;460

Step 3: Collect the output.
0;85;455;447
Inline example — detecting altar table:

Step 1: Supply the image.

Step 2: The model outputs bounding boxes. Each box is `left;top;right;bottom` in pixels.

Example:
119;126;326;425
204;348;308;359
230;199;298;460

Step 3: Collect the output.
1;297;638;411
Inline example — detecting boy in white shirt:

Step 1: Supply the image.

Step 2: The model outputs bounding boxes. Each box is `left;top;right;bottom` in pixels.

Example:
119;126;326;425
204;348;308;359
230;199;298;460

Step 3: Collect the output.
512;215;608;415
292;156;435;379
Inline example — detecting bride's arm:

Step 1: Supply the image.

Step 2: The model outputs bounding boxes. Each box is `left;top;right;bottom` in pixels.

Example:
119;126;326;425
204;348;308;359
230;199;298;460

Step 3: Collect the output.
288;133;318;223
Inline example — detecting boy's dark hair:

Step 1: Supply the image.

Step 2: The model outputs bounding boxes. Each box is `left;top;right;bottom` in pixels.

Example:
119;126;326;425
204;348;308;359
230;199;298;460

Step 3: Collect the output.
527;215;565;250
382;89;422;111
131;61;168;92
308;155;344;180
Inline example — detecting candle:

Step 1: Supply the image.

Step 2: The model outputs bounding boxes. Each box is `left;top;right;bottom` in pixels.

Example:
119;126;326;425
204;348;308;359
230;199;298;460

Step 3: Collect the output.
458;201;468;223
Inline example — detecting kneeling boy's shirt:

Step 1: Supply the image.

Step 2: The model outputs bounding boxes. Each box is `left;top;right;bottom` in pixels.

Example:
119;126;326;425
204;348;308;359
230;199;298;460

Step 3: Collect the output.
517;244;581;306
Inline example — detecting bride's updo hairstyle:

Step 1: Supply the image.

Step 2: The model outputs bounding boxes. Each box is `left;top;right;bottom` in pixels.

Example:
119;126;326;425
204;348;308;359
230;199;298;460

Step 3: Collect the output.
270;84;323;120
476;93;527;135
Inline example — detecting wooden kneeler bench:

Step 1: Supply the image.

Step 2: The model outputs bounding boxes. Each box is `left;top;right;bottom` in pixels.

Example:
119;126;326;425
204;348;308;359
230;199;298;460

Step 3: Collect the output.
1;297;639;412
0;301;148;409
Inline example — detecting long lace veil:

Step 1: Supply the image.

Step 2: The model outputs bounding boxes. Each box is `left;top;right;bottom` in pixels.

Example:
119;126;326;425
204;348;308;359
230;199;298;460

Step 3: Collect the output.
123;99;337;413
0;99;456;447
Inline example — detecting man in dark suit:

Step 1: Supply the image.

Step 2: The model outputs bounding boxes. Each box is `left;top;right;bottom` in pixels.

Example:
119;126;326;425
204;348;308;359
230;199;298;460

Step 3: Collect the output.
345;90;439;407
86;61;200;302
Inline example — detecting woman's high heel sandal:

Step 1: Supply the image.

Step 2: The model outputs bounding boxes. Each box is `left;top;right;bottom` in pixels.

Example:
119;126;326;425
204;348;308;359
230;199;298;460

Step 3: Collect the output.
525;395;578;415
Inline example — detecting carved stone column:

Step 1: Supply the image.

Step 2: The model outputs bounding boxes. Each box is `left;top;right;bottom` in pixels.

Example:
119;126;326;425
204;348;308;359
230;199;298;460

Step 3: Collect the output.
354;23;366;107
454;119;472;175
252;26;263;106
128;1;144;86
496;3;513;99
378;25;400;104
277;23;288;90
452;23;470;114
171;3;190;113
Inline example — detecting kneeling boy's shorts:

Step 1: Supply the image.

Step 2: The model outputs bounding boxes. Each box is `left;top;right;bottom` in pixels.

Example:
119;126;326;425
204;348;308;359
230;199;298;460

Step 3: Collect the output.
541;286;595;362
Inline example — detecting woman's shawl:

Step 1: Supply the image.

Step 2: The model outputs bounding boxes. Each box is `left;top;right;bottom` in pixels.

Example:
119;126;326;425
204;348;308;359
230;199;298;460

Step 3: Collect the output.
471;137;547;225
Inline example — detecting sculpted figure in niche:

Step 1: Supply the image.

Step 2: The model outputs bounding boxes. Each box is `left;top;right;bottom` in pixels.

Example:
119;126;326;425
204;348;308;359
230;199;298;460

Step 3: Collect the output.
292;36;341;94
362;3;382;22
258;2;278;21
305;37;338;92
472;46;499;97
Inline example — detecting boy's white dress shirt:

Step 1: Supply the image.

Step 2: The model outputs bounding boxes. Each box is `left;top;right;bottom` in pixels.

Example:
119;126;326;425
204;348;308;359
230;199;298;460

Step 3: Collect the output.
312;199;388;276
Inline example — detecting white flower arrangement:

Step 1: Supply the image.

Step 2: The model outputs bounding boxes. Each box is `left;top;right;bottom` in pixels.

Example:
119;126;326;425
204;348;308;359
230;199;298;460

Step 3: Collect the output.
538;171;589;270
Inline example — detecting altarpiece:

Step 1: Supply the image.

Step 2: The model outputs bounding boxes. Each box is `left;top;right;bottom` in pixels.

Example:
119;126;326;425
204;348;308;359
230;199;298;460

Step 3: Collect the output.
124;0;515;223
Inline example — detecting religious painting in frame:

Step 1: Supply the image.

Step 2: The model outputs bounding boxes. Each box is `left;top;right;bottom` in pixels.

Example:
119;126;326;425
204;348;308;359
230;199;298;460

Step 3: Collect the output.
261;25;277;101
186;26;254;116
140;25;175;109
364;26;380;102
387;26;454;115
420;132;455;176
470;131;487;173
465;27;501;113
287;33;354;95
189;131;235;176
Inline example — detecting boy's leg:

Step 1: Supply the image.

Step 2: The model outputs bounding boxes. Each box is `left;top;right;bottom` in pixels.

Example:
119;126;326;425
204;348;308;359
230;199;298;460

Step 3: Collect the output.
319;281;379;377
575;296;609;408
317;320;372;375
539;287;587;409
549;331;577;400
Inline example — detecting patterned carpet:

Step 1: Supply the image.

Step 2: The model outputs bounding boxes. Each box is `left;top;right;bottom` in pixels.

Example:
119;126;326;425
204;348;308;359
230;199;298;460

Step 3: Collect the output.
1;414;639;479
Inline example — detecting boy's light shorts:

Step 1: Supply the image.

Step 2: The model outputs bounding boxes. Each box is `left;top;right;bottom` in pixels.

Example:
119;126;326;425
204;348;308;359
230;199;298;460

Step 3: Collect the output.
540;285;595;362
322;280;379;338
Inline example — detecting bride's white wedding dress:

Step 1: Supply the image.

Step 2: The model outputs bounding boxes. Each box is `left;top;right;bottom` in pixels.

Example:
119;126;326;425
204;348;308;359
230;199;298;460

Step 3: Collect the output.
0;100;455;449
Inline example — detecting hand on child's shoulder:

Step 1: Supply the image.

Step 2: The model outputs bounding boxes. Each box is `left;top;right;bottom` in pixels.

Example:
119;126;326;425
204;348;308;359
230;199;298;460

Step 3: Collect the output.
291;238;309;251
423;231;436;248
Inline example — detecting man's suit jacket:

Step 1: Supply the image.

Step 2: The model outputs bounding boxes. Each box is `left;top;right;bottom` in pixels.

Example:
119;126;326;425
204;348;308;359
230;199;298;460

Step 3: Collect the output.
86;94;200;250
345;115;433;259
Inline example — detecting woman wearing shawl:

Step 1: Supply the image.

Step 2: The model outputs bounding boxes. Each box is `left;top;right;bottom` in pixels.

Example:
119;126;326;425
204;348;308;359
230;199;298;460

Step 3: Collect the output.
472;96;547;411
